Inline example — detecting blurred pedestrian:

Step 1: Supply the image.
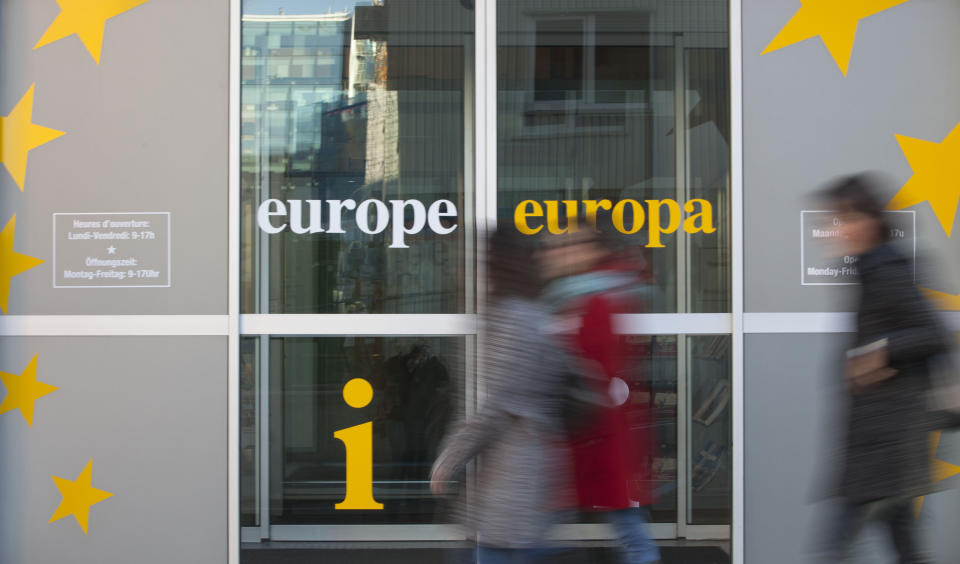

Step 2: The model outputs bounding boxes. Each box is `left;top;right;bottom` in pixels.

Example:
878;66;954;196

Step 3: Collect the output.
540;229;661;564
430;228;568;564
817;174;949;563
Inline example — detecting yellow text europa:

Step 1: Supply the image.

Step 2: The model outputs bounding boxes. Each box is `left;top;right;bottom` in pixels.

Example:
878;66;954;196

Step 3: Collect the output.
514;198;716;247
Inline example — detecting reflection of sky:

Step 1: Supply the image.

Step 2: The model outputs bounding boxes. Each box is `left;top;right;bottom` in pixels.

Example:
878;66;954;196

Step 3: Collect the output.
243;0;370;15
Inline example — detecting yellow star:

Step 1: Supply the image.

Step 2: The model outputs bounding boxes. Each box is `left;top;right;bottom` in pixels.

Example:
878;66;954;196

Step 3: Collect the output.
761;0;912;76
0;215;44;315
0;84;65;191
921;288;960;311
0;355;57;427
888;122;960;237
34;0;151;64
49;459;114;534
915;431;960;517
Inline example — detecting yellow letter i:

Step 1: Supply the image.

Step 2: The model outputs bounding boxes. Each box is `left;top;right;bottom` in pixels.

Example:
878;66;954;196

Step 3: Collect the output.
334;378;383;510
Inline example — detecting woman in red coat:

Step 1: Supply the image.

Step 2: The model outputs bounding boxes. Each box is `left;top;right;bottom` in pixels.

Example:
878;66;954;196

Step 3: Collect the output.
541;230;661;564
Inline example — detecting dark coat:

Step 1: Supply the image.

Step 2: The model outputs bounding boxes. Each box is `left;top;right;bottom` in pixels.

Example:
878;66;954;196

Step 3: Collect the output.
839;244;948;503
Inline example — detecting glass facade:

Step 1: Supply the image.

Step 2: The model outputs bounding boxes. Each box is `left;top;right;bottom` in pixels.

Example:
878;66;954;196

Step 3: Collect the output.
242;336;462;526
688;335;732;525
239;0;731;551
240;1;473;314
497;0;730;313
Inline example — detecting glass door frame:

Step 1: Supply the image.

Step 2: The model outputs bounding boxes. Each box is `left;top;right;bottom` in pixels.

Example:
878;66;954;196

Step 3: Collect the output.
227;0;745;558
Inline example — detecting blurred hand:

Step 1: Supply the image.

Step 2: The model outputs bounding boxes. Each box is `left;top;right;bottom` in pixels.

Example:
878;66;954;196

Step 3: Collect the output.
430;467;448;495
847;348;897;391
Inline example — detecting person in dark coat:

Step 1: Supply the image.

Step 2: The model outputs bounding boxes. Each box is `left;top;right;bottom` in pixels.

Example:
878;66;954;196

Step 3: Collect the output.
818;174;949;563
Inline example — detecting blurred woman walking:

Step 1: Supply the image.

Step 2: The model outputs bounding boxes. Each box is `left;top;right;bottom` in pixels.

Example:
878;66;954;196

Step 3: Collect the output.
540;229;661;564
430;228;568;564
817;174;948;563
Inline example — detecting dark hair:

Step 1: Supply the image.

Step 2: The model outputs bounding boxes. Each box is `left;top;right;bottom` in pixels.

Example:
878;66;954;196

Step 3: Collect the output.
488;227;541;299
819;173;891;243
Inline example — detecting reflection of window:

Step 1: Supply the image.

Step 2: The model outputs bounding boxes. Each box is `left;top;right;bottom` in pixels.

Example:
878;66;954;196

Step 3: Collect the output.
533;19;584;102
524;13;652;132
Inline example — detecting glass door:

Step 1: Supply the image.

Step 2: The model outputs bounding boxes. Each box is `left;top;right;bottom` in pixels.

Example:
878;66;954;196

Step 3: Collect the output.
237;0;732;549
238;0;477;542
494;0;732;538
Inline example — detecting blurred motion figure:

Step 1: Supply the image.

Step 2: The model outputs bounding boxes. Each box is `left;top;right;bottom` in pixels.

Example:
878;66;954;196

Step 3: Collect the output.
540;229;661;564
818;174;949;563
430;229;567;564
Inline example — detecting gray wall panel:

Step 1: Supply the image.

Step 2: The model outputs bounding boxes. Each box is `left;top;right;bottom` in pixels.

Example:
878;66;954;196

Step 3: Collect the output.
745;334;960;563
0;336;227;563
0;0;228;315
743;1;960;559
743;0;960;312
744;334;841;564
1;0;231;562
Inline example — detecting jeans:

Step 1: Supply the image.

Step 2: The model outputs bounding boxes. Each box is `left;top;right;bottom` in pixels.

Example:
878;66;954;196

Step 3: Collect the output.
820;498;930;564
606;507;662;564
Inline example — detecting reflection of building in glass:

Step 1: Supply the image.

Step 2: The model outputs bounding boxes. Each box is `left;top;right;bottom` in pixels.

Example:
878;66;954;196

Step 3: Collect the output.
241;11;385;314
241;3;468;315
238;6;470;530
241;12;354;177
241;12;356;312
